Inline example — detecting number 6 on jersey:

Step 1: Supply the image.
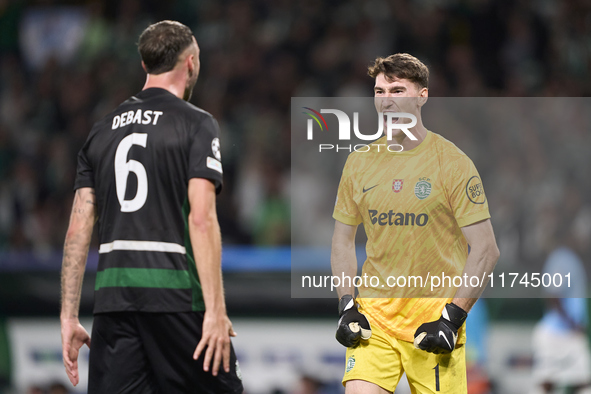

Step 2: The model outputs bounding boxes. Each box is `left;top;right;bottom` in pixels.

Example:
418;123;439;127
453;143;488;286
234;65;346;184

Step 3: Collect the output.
115;133;148;212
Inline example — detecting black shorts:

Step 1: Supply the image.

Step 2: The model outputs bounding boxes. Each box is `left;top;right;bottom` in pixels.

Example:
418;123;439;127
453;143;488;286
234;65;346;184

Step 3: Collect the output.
88;311;243;394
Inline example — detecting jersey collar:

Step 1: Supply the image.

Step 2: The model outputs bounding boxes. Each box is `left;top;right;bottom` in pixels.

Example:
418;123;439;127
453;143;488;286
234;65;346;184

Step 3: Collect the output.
134;87;177;100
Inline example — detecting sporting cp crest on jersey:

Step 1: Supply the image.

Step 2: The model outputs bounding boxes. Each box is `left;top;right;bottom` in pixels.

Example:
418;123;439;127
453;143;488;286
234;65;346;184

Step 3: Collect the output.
392;179;404;193
414;179;432;200
346;356;356;373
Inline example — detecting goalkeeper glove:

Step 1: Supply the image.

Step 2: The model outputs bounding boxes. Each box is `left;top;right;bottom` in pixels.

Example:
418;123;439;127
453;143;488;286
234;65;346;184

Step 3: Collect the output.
413;303;467;354
336;295;372;347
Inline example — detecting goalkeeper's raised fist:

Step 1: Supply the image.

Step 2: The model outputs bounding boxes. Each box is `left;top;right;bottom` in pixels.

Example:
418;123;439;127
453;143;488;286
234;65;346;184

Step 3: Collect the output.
413;303;467;354
336;295;372;347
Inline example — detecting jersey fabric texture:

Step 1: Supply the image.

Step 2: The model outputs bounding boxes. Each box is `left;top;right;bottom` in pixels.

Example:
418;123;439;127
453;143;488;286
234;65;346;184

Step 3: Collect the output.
342;322;467;393
74;88;223;314
333;131;490;343
88;312;243;393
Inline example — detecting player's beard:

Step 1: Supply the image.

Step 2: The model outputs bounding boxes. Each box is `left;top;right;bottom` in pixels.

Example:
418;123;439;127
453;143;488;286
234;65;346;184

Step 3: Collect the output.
183;80;195;101
183;70;198;101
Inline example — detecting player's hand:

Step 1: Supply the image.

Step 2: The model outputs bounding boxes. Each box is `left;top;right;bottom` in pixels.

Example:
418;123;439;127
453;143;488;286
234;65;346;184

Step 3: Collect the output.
60;319;91;386
336;294;372;347
413;303;467;354
194;310;237;376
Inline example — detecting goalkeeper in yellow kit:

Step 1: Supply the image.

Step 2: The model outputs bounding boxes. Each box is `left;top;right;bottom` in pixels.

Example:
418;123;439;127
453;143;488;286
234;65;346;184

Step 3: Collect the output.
331;53;500;393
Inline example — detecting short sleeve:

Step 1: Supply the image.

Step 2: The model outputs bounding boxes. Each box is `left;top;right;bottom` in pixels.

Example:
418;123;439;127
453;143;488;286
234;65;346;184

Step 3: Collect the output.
73;137;94;190
333;157;362;225
446;155;490;228
188;115;223;194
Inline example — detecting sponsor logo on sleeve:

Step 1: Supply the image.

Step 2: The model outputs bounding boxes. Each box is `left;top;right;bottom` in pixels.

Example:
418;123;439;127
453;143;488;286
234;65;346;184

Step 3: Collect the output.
206;157;223;174
466;176;486;204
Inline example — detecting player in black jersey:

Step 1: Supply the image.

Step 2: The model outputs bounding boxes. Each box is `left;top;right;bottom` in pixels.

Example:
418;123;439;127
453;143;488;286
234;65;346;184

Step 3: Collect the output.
60;21;243;393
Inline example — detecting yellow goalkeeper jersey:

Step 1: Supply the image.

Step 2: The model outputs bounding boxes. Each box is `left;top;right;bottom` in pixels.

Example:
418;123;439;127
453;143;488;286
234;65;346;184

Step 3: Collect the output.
333;131;490;343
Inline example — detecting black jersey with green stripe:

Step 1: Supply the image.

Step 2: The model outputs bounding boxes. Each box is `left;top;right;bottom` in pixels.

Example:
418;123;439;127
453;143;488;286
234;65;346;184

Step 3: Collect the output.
74;88;223;313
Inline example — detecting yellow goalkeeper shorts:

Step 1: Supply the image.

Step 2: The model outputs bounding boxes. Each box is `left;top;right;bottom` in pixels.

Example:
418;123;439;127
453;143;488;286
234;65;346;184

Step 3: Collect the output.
343;323;467;393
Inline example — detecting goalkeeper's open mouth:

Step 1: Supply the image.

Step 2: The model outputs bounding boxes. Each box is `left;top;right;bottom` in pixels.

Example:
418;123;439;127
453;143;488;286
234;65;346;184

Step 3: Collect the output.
382;110;400;126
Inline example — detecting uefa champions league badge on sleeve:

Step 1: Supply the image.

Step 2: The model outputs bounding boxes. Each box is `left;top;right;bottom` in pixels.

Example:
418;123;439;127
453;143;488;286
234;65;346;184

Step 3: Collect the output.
414;178;432;200
211;137;221;160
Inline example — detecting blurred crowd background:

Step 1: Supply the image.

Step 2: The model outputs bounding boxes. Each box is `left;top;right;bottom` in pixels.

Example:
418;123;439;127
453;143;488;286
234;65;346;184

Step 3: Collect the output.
1;0;591;252
1;0;591;393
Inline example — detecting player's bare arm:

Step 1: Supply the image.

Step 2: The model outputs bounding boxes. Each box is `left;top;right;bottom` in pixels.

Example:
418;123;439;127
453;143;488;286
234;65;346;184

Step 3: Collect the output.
452;218;500;312
60;187;96;386
188;178;236;376
331;220;372;347
331;221;359;298
346;380;392;394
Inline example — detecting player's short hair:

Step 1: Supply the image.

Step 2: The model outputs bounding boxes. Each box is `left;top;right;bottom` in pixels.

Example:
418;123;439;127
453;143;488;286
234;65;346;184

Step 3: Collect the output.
138;20;194;75
368;53;429;88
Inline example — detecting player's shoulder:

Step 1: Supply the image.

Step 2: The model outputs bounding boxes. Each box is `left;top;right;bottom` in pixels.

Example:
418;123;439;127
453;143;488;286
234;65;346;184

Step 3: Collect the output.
179;100;216;123
429;131;471;160
87;106;118;138
429;131;479;176
165;99;219;134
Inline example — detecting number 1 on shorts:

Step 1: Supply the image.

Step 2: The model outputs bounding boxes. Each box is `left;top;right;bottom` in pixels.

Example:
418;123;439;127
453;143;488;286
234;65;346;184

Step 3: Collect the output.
433;363;440;391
